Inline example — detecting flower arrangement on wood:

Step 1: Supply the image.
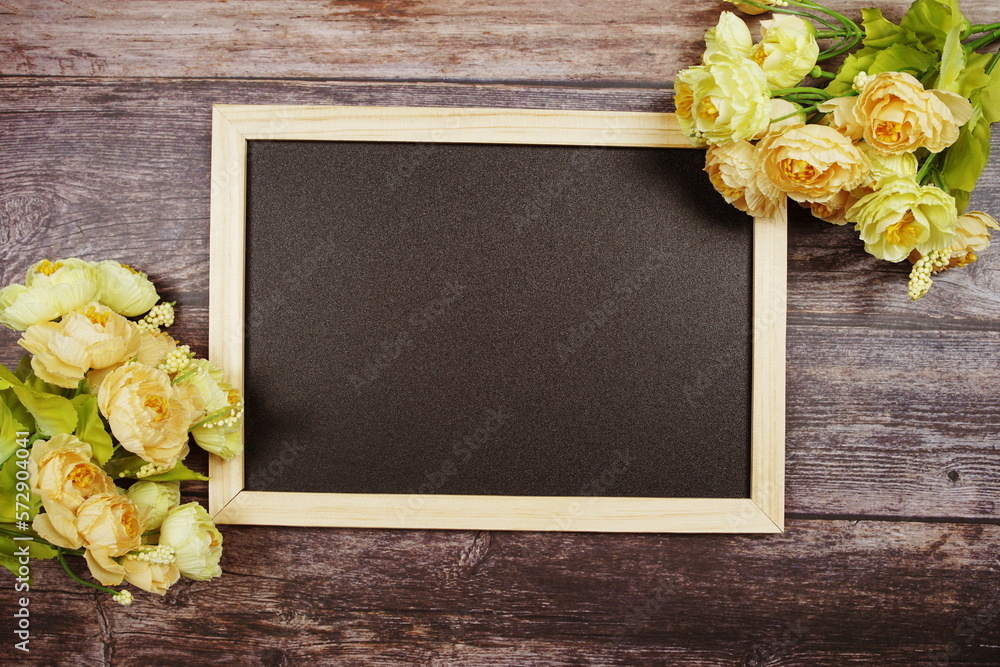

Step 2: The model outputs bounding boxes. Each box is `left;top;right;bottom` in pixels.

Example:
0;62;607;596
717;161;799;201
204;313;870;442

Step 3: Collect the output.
679;0;1000;299
0;259;242;604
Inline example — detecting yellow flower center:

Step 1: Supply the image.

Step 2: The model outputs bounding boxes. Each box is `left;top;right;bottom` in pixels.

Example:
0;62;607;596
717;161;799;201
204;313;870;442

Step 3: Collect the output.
709;172;742;201
35;260;64;276
874;120;904;144
752;47;768;67
675;84;694;119
69;464;96;488
697;97;720;121
885;211;922;247
120;263;141;275
780;158;819;184
81;305;111;326
144;394;169;422
227;389;242;406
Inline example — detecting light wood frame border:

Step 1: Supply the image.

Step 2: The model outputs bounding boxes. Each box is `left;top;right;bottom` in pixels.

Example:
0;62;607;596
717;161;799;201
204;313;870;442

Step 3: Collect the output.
208;104;786;533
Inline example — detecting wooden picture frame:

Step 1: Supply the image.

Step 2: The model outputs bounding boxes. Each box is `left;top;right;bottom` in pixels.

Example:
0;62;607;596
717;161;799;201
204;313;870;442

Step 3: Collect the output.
208;104;787;533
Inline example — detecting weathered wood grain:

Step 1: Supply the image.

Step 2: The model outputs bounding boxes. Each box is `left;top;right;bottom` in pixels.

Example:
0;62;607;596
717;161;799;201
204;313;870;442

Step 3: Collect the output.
1;1;998;83
0;79;997;522
4;520;999;665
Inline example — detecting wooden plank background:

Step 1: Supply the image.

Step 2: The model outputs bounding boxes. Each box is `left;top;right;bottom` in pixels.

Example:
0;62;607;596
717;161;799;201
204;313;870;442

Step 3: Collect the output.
1;1;999;664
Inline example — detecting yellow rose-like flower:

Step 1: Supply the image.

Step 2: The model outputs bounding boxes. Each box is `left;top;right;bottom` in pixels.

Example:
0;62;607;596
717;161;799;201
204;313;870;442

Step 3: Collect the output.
817;96;863;141
678;52;771;147
759;124;870;203
855;72;973;155
98;363;194;467
847;177;958;262
0;259;100;331
29;434;118;551
29;434;116;513
750;15;819;90
704;12;753;61
77;492;144;586
126;480;181;531
19;302;141;389
159;503;224;581
807;189;861;226
95;260;160;317
123;558;181;595
705;140;784;219
942;211;999;268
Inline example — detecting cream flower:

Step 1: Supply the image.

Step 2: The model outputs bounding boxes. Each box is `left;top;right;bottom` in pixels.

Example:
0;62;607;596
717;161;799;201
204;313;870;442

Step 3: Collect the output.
705;140;784;219
98;363;194;467
175;359;244;459
764;99;806;135
123;558;181;595
855;72;973;155
818;96;863;141
679;52;771;146
704;12;754;61
759;124;870;203
0;259;100;331
87;329;179;391
723;0;777;15
847;177;957;261
77;492;144;586
126;480;181;531
858;143;919;187
750;15;819;90
19;302;141;389
95;261;160;317
159;503;223;581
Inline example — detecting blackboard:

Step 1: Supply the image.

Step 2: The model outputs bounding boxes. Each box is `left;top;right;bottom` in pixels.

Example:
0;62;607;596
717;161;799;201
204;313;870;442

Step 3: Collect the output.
207;105;786;532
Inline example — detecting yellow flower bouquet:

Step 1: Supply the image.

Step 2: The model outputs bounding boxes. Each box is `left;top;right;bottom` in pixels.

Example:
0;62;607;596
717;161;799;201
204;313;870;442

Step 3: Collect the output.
680;0;1000;299
0;259;241;605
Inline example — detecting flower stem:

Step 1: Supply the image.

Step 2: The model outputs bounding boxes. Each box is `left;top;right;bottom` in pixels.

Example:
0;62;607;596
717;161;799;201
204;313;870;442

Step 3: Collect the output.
965;28;1000;53
56;549;119;595
968;22;1000;35
988;50;1000;75
917;152;943;186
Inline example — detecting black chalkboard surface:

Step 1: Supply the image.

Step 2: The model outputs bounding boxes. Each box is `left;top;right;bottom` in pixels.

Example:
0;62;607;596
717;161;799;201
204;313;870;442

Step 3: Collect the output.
242;140;752;500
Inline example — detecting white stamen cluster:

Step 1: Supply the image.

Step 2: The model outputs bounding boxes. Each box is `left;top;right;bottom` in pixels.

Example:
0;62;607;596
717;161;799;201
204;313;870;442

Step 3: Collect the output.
157;345;192;374
908;249;950;301
112;590;134;606
126;544;176;565
141;302;175;330
202;394;244;430
135;461;173;479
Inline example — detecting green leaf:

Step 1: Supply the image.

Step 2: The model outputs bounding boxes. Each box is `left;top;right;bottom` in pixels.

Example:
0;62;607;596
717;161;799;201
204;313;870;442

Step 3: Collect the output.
14;356;31;383
952;189;972;215
900;0;971;52
71;395;112;466
951;52;993;100
142;459;209;482
940;111;992;210
1;389;34;438
979;68;1000;123
935;25;966;93
827;47;879;96
0;401;23;463
0;553;24;582
861;8;924;50
10;386;76;438
0;452;41;524
0;532;57;560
